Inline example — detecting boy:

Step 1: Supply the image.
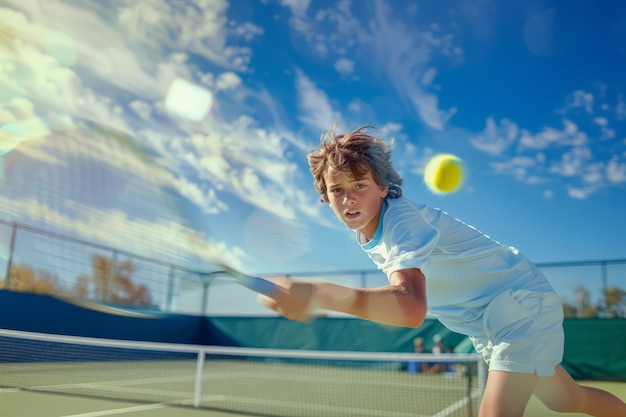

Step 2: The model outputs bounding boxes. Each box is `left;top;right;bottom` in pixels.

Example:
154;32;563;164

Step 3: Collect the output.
259;125;626;417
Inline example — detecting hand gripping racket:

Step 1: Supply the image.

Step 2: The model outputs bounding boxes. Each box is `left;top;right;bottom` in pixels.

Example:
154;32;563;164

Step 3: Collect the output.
215;262;319;321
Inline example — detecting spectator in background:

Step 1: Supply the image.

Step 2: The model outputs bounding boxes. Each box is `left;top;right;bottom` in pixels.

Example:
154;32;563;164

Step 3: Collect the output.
430;334;447;373
407;336;429;373
432;334;444;354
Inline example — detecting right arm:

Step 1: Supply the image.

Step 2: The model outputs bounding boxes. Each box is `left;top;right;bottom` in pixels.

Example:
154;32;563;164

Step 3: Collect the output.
260;267;427;328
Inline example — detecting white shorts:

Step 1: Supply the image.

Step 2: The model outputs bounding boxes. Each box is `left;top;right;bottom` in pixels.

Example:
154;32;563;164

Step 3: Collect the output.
470;289;564;377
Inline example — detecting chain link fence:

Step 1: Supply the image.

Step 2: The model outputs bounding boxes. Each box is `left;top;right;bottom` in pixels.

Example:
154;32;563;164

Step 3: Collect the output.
1;220;624;317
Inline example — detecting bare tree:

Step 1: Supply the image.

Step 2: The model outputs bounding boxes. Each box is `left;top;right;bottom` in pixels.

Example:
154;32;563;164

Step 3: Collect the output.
7;264;62;295
604;286;626;318
562;286;598;318
76;254;152;306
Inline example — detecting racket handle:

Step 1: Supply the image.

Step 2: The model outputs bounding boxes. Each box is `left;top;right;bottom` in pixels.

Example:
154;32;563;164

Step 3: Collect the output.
236;274;278;298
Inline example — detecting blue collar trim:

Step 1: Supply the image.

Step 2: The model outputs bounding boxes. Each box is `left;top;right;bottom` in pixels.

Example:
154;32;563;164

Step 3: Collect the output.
361;199;387;250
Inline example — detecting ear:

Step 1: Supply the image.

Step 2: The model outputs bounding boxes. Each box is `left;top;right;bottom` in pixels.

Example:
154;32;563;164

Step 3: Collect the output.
380;184;389;198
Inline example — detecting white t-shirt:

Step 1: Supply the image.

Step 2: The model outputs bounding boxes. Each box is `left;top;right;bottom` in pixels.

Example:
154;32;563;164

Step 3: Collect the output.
358;197;555;336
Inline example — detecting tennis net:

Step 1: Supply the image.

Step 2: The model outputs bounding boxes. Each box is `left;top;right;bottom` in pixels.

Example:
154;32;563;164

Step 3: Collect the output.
0;328;486;417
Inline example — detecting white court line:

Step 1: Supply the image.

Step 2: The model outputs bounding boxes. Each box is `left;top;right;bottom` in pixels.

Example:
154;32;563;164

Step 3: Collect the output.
60;403;168;417
431;389;483;417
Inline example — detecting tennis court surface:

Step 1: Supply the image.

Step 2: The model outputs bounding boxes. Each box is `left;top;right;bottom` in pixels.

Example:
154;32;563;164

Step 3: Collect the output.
3;381;626;417
1;328;486;417
2;329;625;417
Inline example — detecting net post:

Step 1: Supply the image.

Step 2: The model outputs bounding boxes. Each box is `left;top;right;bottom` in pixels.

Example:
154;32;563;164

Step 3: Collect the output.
193;348;206;408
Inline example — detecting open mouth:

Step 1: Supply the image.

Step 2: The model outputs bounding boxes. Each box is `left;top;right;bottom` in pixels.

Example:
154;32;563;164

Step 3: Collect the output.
345;210;360;219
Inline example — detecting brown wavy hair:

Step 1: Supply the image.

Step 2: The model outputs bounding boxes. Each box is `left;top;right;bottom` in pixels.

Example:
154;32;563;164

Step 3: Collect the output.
307;125;403;203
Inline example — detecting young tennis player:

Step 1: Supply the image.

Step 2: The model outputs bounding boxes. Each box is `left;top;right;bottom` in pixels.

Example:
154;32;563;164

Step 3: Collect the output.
259;125;626;417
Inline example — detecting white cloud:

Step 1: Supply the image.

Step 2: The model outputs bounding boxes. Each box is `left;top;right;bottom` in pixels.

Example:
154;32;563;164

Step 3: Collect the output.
606;157;626;184
2;0;260;117
295;68;340;131
347;100;363;114
364;0;459;130
421;68;438;87
129;100;153;120
334;57;354;76
557;89;594;115
567;186;593;200
0;1;318;273
616;94;626;121
565;161;604;199
380;122;404;136
280;0;312;17
519;119;588;150
594;117;609;127
282;0;461;130
116;0;260;71
471;118;519;156
215;72;242;91
491;155;539;182
549;147;593;177
472;111;625;198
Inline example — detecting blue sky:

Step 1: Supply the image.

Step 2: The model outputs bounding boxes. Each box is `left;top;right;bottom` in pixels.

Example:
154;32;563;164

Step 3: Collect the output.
1;1;625;312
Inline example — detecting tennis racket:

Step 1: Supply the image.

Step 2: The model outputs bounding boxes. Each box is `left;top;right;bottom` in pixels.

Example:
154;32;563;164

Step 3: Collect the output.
214;262;278;298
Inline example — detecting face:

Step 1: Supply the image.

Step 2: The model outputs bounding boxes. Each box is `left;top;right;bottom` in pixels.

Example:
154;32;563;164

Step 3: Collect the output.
324;166;388;241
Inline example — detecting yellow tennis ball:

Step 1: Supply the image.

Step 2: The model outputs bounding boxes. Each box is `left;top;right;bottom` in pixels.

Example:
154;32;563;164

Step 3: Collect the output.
424;154;464;194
